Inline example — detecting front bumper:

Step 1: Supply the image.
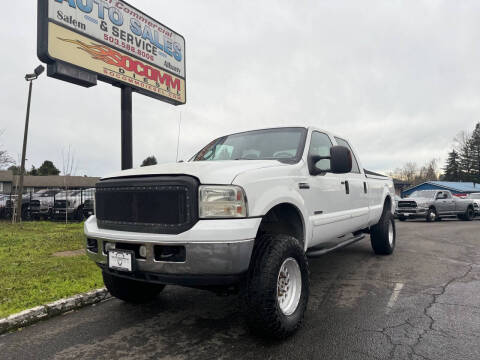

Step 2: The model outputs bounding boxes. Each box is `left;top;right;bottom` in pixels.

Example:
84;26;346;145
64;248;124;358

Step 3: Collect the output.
395;207;428;218
84;216;260;284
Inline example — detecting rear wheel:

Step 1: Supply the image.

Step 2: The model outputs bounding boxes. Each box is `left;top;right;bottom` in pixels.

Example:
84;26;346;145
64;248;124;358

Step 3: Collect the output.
244;234;309;339
462;207;474;221
371;209;396;255
102;271;165;303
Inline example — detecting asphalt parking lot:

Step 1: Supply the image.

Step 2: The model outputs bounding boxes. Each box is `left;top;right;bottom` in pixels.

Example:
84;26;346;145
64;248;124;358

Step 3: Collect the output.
1;219;480;360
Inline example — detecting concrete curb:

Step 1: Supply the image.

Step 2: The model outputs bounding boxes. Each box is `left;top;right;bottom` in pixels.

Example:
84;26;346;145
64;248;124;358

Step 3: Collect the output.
0;288;111;335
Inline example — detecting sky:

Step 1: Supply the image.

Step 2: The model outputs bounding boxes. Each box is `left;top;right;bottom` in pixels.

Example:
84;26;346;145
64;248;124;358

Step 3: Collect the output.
1;0;480;177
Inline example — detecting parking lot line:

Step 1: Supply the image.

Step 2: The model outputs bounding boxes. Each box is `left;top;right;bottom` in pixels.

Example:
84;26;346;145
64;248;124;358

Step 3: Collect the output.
386;282;404;314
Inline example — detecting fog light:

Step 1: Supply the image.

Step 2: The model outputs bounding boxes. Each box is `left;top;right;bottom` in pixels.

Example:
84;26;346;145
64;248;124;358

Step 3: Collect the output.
139;245;147;258
104;242;116;252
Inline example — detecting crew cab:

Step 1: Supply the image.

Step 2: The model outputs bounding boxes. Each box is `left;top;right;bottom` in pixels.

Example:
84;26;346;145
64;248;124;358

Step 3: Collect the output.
396;190;475;221
85;126;396;338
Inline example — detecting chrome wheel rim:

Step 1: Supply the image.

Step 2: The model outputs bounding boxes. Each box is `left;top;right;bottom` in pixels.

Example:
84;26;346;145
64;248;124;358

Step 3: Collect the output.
429;211;436;221
277;257;302;316
388;220;394;246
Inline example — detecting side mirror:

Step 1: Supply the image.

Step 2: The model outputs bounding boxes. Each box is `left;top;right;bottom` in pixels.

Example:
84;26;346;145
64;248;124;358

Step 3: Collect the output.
308;146;352;175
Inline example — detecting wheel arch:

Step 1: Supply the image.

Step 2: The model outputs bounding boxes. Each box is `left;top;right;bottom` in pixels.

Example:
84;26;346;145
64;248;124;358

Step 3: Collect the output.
255;202;306;248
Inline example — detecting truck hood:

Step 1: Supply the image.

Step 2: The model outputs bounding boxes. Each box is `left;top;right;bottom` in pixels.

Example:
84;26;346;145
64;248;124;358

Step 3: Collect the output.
403;197;432;204
102;160;289;184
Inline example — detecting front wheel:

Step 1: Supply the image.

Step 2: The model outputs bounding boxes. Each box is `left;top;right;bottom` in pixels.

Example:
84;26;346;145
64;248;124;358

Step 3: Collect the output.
102;271;165;303
371;211;396;255
426;208;437;222
244;234;309;339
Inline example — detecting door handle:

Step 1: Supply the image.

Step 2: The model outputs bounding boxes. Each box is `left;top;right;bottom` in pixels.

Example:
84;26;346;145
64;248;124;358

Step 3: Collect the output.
341;180;350;194
363;182;367;194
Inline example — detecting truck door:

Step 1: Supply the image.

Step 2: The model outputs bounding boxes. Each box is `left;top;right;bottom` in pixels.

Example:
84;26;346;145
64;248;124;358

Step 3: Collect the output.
334;137;370;232
435;191;453;214
305;131;350;248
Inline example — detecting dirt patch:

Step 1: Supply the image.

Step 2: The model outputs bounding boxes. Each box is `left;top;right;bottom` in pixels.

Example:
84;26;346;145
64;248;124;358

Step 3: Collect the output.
52;249;85;257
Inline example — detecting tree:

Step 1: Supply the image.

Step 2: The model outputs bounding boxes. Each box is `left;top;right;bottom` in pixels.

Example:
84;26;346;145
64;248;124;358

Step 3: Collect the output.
455;130;474;181
0;130;14;169
61;146;76;176
38;160;60;176
390;159;439;186
467;122;480;182
418;159;438;182
28;165;39;176
442;150;461;181
8;165;20;175
141;156;158;167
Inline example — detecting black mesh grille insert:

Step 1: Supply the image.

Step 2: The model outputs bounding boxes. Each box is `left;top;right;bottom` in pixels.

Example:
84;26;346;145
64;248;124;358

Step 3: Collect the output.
95;176;199;234
398;201;417;208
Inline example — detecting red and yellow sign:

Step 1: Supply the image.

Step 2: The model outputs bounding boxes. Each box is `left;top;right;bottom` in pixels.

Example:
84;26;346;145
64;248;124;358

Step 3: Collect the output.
48;23;185;104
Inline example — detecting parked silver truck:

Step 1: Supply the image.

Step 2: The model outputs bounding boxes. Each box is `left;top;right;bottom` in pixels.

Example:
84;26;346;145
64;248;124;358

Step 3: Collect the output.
396;190;475;221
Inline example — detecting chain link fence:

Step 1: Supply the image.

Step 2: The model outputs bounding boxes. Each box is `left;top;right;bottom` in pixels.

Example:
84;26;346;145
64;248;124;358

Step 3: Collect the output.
0;188;95;222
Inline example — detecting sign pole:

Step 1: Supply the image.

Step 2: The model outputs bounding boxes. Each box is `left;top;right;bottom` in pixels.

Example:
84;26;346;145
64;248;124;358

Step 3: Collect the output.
121;87;133;170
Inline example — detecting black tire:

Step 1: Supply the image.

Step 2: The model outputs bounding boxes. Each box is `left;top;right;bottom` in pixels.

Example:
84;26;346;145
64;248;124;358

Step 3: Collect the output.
244;234;309;339
371;210;396;255
462;207;474;221
75;206;84;221
398;216;406;222
426;208;437;222
102;271;165;303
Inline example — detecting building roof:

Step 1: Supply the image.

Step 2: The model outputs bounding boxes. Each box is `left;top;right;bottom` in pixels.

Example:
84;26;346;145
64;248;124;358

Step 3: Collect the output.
19;175;100;188
428;181;480;193
405;181;480;194
0;170;13;182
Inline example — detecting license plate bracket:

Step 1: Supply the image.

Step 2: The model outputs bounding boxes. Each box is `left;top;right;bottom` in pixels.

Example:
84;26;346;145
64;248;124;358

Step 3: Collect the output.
108;249;135;273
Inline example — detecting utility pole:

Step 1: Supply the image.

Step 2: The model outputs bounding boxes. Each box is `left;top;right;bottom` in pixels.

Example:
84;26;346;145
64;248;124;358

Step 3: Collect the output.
15;65;45;223
121;87;133;170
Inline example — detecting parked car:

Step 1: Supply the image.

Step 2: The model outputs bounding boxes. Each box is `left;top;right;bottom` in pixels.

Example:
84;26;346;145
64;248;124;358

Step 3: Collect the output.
466;193;480;216
85;126;396;339
396;189;475;221
53;190;87;220
28;189;61;219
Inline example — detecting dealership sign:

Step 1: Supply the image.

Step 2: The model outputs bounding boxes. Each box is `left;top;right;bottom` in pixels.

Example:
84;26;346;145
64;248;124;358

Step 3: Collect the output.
38;0;186;105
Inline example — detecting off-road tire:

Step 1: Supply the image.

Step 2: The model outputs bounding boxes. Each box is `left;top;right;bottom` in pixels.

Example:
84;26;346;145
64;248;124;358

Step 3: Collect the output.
426;208;437;222
371;208;396;255
102;271;165;304
244;234;309;339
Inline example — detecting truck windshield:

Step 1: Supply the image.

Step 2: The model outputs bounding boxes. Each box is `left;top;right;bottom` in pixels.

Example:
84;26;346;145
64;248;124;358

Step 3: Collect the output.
409;190;436;198
192;127;307;162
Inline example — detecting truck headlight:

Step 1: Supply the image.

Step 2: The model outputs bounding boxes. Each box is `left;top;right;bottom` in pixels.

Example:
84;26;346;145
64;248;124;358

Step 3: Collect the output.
199;185;247;218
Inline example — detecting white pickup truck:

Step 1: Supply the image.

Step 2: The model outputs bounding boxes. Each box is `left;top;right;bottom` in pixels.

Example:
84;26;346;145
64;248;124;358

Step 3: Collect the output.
85;126;396;338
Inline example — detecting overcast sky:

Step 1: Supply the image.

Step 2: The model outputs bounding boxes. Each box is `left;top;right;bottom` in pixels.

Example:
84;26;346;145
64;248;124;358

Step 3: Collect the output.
1;0;479;177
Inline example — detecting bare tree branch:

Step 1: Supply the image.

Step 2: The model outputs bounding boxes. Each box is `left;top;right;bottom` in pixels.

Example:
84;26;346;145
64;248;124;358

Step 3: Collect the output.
0;129;15;170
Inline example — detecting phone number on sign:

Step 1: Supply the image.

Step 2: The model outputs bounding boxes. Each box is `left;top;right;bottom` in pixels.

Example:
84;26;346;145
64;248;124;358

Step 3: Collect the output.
104;35;155;62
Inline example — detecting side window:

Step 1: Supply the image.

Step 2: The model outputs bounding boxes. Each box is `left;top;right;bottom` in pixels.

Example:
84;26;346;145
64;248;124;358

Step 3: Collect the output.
445;192;452;199
309;132;333;171
334;137;360;173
